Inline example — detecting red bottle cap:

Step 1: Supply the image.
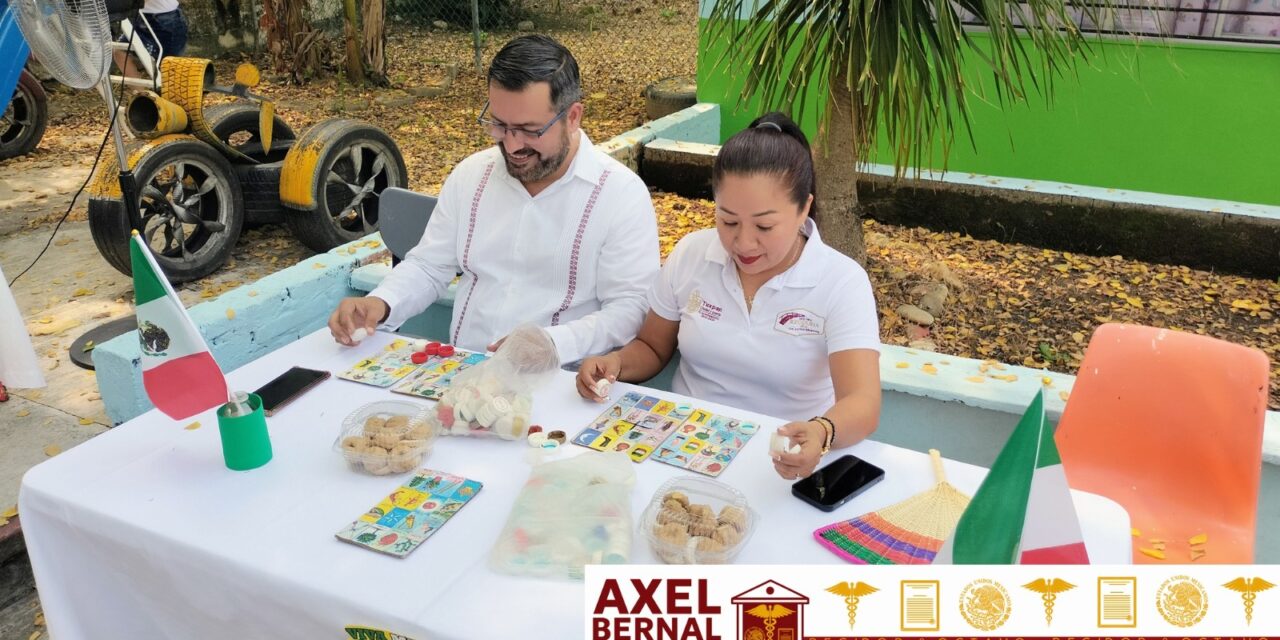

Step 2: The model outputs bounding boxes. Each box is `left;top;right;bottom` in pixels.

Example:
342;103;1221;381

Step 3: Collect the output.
426;342;441;355
438;345;455;357
410;351;428;365
528;425;543;434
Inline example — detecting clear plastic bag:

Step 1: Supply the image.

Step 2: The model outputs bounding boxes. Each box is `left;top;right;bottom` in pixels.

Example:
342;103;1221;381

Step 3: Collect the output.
490;453;636;579
426;325;559;440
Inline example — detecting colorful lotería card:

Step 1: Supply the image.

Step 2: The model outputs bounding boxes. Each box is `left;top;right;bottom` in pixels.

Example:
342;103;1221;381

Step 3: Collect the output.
571;392;759;477
390;350;488;400
337;339;422;387
335;470;482;558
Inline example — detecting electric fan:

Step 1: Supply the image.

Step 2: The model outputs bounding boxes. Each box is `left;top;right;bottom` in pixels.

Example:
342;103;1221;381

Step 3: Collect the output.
10;0;141;229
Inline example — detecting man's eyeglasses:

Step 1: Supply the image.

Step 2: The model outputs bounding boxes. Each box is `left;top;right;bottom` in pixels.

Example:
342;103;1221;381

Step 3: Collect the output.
477;101;570;141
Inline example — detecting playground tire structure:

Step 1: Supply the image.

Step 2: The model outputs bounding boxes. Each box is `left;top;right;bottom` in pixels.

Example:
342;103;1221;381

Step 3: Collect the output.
88;136;244;282
280;119;408;252
0;70;48;160
205;103;296;225
84;56;408;281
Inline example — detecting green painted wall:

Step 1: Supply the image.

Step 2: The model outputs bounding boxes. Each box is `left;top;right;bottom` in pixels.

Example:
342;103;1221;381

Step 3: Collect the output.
697;23;1280;207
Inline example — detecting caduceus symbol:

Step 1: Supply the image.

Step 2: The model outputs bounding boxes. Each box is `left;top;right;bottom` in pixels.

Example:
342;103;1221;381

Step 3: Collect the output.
1022;578;1076;626
825;581;878;629
745;604;794;640
1223;577;1275;624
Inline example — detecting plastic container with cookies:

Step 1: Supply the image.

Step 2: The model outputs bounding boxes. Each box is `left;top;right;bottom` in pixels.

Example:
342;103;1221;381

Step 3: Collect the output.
334;401;437;475
639;477;755;564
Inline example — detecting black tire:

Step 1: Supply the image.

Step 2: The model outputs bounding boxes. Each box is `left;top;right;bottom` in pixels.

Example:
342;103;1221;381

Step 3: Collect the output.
0;71;49;160
205;103;296;161
234;158;287;225
206;103;296;225
284;119;408;252
643;75;697;121
89;139;244;282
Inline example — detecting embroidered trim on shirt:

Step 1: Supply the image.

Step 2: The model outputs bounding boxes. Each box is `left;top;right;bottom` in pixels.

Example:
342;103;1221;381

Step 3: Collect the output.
453;162;496;344
551;169;611;326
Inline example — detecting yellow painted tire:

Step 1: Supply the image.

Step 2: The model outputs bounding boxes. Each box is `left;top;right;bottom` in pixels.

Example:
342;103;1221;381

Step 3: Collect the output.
88;138;244;282
281;119;407;252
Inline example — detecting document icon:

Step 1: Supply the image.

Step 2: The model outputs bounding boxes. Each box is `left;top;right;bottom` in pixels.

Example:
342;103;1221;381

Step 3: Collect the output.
1098;577;1137;627
901;580;940;631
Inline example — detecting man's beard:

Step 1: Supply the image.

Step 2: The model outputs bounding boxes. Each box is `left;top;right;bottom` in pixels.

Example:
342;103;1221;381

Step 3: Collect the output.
500;127;570;184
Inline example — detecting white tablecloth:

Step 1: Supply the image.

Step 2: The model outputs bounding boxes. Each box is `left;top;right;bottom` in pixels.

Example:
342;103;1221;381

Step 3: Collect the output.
20;330;1131;640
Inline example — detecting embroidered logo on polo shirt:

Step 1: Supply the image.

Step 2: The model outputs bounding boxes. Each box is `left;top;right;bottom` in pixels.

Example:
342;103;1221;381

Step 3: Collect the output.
775;309;825;336
685;289;722;322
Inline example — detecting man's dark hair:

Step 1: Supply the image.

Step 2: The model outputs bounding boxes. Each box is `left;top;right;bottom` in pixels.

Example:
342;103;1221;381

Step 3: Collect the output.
487;35;582;111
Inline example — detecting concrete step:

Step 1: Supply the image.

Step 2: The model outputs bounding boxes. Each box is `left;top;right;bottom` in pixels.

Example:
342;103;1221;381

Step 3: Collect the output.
0;516;43;640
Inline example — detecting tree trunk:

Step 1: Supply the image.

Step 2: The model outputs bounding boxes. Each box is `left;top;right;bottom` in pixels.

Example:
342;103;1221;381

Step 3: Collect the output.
362;0;388;85
343;0;366;84
262;0;325;83
814;70;867;265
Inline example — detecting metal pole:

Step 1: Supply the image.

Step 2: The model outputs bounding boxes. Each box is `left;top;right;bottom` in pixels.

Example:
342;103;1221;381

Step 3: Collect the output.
471;0;481;72
99;76;143;233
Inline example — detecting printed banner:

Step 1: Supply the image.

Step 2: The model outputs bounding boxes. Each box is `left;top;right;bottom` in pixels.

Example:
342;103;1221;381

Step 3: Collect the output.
586;565;1276;638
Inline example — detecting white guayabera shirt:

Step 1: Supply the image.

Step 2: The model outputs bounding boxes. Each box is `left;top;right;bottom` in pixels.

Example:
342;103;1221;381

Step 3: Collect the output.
371;131;660;364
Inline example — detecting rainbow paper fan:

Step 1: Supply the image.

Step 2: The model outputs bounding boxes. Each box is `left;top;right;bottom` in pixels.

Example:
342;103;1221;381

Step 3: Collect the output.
814;449;970;564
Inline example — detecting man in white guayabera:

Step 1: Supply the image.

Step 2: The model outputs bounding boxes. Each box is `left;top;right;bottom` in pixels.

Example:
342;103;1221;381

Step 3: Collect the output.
328;35;659;365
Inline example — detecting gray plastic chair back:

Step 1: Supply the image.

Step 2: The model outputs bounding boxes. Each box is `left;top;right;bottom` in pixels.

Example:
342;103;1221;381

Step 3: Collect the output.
378;187;438;262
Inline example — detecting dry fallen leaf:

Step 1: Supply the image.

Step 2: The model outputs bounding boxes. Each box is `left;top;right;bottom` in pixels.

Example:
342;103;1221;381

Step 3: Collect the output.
895;362;909;369
185;421;202;431
43;444;62;457
1139;547;1165;560
226;308;236;320
78;417;93;426
16;409;30;417
965;376;985;383
921;363;938;375
1;506;16;519
1188;533;1208;545
1059;391;1070;402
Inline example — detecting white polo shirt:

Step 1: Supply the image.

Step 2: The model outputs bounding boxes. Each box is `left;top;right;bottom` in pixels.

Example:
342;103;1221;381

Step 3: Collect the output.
371;131;660;364
649;219;880;420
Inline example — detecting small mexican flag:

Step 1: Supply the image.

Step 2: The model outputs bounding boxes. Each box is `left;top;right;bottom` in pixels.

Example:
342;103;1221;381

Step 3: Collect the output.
131;233;228;420
933;390;1090;564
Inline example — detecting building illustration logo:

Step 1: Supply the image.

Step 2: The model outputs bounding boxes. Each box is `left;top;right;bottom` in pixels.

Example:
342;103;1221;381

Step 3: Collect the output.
959;578;1011;631
825;581;878;630
1156;575;1208;628
1222;577;1274;625
1022;577;1075;626
732;580;808;640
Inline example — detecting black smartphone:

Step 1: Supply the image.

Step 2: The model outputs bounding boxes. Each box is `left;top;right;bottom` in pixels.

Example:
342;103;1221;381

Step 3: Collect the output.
792;454;886;512
254;367;331;416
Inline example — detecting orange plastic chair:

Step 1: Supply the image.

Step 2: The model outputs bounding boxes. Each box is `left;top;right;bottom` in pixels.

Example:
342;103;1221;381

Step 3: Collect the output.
1056;323;1270;564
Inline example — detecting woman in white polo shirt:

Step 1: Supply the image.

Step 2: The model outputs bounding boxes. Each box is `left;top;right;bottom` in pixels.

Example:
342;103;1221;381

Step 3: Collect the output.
576;112;881;480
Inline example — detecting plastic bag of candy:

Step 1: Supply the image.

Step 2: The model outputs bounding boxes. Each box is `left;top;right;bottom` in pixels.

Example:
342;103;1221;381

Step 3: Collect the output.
427;324;559;439
490;452;635;579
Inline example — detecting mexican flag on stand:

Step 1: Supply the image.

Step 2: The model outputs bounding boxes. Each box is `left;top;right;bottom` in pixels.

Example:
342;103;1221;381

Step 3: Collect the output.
131;232;228;420
933;389;1090;564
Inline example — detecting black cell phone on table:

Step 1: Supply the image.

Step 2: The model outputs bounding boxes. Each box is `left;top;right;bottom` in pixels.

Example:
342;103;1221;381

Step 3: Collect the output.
792;454;885;512
254;367;331;416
